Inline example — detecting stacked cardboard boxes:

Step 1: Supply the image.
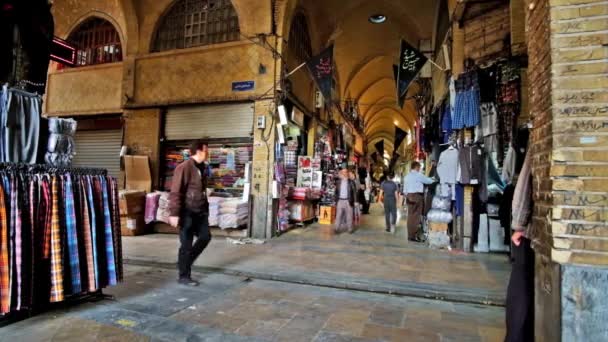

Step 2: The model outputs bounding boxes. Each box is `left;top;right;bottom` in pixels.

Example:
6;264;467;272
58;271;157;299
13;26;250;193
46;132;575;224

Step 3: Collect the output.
119;190;147;236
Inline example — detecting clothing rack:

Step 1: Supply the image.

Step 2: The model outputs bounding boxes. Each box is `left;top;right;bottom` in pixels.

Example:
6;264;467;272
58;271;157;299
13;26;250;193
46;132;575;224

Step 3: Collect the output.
0;163;108;176
0;163;121;320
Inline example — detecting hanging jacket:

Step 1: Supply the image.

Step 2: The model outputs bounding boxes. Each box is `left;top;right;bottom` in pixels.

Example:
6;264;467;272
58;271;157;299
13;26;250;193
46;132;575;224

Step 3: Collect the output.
511;151;532;237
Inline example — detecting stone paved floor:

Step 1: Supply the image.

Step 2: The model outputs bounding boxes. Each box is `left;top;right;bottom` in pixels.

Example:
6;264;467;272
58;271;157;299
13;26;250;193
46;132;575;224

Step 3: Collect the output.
124;205;510;305
0;265;505;342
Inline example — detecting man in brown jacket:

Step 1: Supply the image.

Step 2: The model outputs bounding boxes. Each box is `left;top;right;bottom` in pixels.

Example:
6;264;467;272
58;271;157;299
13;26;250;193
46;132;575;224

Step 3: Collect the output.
169;140;211;286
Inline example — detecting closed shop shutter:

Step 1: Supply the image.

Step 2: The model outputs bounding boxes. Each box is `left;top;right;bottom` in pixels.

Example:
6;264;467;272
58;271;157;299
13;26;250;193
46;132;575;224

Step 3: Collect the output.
165;103;254;140
72;129;122;178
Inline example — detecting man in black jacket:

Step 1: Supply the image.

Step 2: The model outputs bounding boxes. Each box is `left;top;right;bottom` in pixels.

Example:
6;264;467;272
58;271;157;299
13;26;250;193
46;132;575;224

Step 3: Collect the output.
169;140;211;286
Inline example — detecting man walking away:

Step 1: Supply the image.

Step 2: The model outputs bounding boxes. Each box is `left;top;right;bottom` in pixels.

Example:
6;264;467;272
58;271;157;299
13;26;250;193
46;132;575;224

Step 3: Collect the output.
169;140;212;286
380;173;399;233
334;168;355;234
404;161;434;241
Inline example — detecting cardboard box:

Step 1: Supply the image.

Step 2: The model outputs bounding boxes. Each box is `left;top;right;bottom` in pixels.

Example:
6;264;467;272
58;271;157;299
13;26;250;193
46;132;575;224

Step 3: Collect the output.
119;190;146;216
429;222;448;232
124;155;152;193
319;205;336;225
120;214;147;236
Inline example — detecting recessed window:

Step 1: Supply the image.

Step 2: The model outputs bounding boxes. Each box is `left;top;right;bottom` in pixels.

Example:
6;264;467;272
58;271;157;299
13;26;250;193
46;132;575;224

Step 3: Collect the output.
153;0;240;52
68;18;122;66
288;13;312;63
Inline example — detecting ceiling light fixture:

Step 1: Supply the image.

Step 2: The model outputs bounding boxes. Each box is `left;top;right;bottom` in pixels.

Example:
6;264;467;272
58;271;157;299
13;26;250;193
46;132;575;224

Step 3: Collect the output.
368;14;387;24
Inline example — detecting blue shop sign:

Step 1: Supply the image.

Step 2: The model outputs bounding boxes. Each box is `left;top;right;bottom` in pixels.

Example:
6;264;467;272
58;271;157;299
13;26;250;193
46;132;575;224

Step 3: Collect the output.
232;81;255;92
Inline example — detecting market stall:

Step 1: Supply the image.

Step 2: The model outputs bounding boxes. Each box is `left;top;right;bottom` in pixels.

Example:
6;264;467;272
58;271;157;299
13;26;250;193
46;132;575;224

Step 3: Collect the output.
420;58;528;253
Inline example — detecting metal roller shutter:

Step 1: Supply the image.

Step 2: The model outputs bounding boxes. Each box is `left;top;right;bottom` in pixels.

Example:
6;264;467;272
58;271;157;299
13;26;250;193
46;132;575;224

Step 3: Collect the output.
165;103;254;140
72;129;122;178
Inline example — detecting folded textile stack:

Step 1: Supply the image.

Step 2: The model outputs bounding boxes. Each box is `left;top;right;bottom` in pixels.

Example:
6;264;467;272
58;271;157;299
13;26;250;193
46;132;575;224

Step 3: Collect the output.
144;192;161;224
427;195;452;249
218;199;248;229
291;187;311;200
427;195;453;224
208;196;227;226
45;118;77;167
155;191;171;224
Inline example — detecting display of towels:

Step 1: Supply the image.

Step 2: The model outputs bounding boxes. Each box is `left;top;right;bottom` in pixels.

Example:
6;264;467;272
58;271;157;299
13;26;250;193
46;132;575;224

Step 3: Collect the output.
218;199;248;229
208;196;228;226
155;191;171;224
45;117;77;167
145;192;161;224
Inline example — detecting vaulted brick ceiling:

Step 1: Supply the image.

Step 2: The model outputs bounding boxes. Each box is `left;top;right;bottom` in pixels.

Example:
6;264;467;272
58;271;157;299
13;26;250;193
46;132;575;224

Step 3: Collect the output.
299;0;437;154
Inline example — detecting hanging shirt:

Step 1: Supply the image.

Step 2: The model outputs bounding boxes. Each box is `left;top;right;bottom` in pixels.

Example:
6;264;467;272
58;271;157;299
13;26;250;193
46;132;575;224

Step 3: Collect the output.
480;103;499;137
502;146;517;184
458;145;484;185
437;148;460;184
449;77;456;115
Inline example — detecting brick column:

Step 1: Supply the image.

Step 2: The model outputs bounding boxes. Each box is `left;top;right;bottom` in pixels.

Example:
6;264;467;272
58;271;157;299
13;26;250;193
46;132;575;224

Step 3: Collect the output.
526;0;608;340
251;99;276;238
123;109;162;189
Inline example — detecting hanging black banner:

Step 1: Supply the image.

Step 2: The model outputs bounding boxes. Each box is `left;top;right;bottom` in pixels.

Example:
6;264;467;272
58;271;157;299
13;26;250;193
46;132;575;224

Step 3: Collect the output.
396;40;427;105
393;64;408;109
370;152;378;163
389;151;400;172
306;45;334;102
374;140;384;156
394;126;408;151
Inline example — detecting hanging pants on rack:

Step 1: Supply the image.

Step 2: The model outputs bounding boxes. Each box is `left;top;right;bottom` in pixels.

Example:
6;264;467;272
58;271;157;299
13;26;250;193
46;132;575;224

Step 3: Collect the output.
1;89;41;163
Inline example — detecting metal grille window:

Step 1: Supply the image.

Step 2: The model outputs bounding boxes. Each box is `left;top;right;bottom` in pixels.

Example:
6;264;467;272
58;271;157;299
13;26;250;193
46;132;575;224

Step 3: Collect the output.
288;13;312;63
153;0;240;52
67;18;122;66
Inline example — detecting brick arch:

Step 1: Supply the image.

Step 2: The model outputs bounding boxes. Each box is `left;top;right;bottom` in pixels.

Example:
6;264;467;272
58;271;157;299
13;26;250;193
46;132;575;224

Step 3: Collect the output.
342;55;391;98
64;11;126;50
148;0;245;53
119;0;139;54
64;12;126;64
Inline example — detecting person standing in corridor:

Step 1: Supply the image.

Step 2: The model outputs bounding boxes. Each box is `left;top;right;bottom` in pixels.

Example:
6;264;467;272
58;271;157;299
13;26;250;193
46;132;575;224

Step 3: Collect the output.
380;173;399;233
334;168;355;234
169;140;212;286
403;161;435;241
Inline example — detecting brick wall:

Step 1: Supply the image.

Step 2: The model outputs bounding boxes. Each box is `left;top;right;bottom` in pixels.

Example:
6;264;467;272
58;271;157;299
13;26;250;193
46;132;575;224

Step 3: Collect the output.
525;1;561;339
526;0;608;339
510;0;527;55
464;4;511;62
526;0;554;257
548;0;608;265
45;63;123;116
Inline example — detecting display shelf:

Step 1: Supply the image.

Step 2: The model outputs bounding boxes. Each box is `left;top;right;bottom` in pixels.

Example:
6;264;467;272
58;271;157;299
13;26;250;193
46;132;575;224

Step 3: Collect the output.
161;138;253;192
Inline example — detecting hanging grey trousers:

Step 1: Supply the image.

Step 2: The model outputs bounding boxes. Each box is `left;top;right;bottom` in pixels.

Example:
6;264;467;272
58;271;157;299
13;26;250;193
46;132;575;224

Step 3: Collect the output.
1;88;41;163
